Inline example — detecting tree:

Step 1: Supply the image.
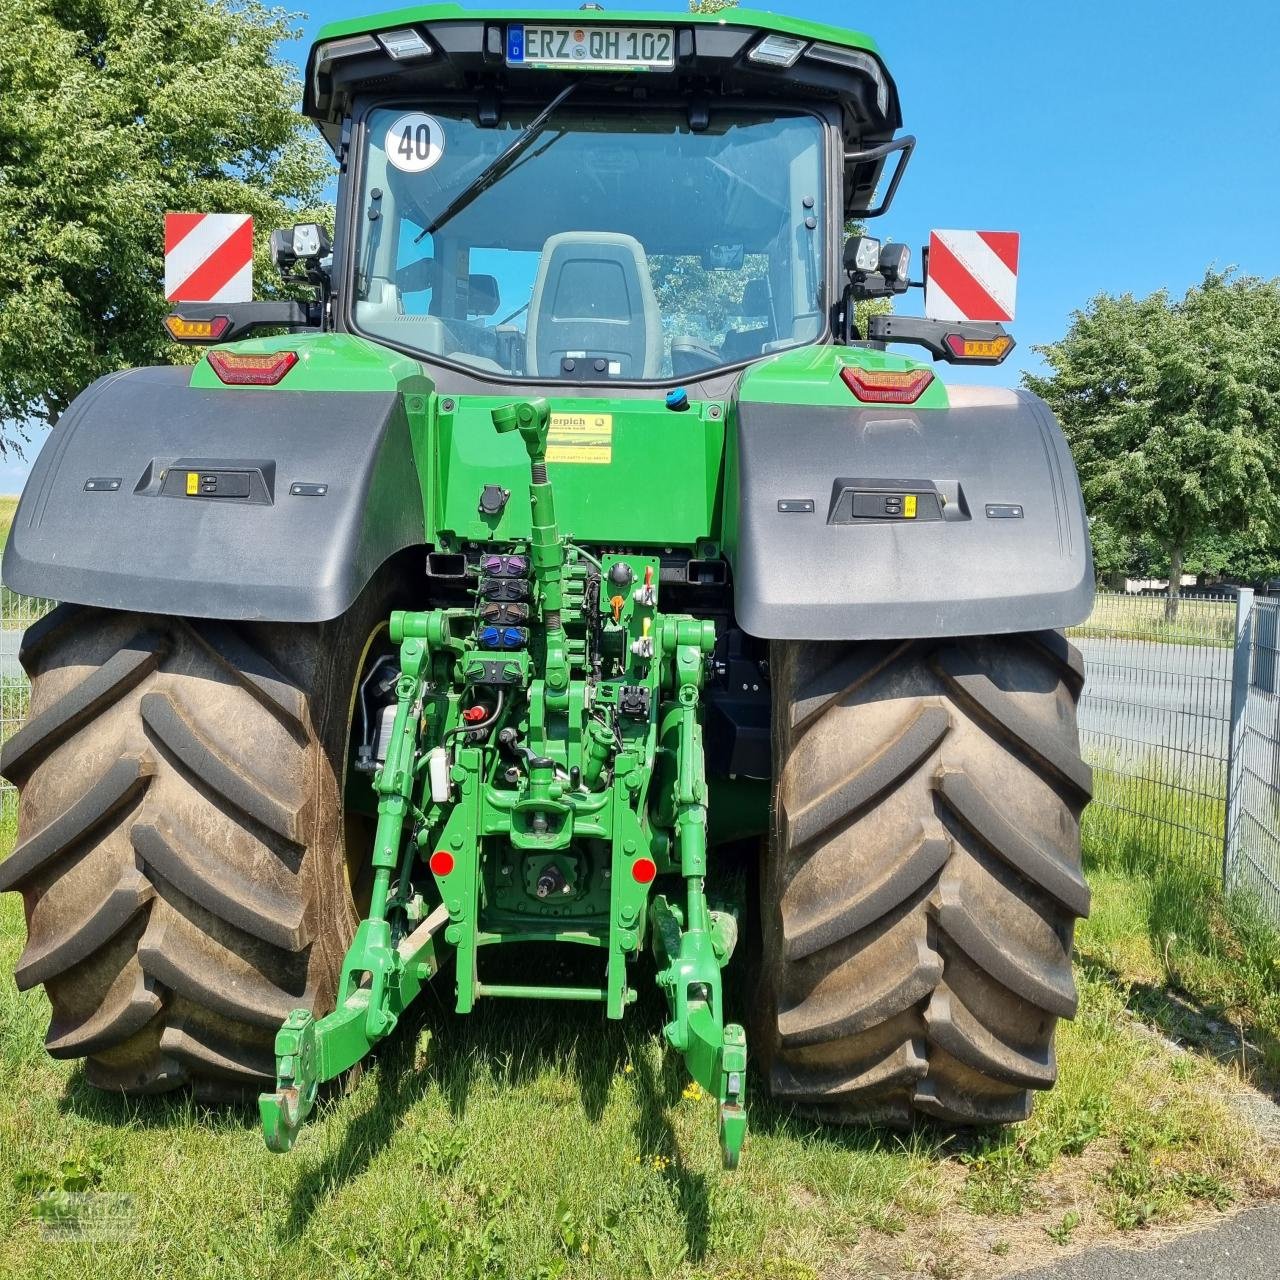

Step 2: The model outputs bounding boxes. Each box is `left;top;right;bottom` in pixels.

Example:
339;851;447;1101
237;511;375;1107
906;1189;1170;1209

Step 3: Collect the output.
689;0;740;12
1025;271;1280;615
0;0;330;447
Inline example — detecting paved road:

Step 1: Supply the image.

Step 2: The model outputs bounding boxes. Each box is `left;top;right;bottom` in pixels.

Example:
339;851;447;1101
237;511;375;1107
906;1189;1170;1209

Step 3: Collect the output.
0;627;21;678
1074;637;1230;762
1010;1205;1280;1279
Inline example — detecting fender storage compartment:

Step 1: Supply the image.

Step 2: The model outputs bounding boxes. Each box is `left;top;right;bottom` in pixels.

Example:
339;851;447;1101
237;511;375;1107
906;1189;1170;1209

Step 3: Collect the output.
726;386;1094;640
2;366;425;621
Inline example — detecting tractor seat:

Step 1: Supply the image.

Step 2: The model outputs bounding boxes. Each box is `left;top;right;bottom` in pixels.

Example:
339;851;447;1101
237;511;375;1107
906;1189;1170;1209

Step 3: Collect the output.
526;233;662;379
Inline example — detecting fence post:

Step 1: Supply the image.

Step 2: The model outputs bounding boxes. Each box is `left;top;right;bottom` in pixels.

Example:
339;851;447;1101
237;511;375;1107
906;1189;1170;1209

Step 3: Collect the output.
1224;587;1254;891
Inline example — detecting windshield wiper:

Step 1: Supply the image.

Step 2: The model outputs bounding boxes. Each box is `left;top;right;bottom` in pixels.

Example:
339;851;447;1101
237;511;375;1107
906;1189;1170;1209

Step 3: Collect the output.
414;82;579;243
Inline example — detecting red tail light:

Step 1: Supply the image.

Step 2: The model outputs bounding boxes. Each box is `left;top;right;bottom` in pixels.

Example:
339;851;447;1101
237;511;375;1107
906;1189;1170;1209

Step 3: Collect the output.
206;350;298;386
840;365;934;405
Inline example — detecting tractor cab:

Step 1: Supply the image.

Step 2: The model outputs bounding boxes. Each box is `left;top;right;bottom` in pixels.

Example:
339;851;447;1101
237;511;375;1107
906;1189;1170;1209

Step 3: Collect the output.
176;6;1014;386
276;5;921;390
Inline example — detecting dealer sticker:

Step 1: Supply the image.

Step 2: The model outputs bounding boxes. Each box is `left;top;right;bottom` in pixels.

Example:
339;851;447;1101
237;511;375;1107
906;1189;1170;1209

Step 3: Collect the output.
385;113;445;173
547;413;612;464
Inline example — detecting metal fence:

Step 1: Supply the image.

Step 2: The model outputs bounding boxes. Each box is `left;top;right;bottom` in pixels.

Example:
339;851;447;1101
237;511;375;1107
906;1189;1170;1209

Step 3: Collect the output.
0;586;1278;924
1069;592;1233;878
0;590;54;802
1232;595;1280;920
1069;588;1280;924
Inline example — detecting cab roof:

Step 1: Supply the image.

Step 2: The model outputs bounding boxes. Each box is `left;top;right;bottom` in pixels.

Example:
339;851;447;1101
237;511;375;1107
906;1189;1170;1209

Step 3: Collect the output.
305;5;904;217
315;5;882;57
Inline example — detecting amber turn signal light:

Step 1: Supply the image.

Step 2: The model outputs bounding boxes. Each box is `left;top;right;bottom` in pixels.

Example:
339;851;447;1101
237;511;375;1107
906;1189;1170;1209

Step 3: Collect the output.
944;333;1013;362
163;314;232;343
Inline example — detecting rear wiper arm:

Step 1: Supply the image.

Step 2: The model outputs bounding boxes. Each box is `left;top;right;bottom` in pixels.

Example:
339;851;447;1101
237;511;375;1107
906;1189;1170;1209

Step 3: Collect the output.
415;82;579;243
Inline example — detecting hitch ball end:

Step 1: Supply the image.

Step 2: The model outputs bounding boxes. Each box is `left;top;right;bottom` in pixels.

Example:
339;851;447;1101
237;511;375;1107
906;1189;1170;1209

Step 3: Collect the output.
492;399;551;461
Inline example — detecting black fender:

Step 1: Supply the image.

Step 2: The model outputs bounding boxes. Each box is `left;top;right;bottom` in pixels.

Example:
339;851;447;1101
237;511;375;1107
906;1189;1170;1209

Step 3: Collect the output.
2;366;425;621
726;386;1094;640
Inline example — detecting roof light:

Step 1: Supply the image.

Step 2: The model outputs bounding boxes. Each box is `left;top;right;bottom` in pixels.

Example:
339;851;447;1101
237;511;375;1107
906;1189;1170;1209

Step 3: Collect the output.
807;43;890;115
841;366;935;405
945;333;1014;363
748;34;807;68
311;34;381;106
206;350;298;386
314;34;380;65
164;314;231;343
377;28;433;60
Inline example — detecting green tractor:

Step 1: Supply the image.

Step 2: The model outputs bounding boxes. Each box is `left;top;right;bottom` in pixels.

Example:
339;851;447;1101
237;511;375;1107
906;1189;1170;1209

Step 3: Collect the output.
0;5;1093;1168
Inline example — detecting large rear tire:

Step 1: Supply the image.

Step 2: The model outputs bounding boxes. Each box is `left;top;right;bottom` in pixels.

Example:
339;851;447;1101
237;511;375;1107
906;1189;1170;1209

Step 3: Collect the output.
760;633;1091;1125
0;578;398;1097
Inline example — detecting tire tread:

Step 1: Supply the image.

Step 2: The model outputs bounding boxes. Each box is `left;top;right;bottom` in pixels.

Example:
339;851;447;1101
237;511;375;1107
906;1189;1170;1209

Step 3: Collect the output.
763;633;1091;1126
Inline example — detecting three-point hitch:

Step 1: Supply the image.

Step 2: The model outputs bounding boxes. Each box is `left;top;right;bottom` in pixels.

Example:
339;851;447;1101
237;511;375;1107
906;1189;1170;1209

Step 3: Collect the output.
260;399;747;1166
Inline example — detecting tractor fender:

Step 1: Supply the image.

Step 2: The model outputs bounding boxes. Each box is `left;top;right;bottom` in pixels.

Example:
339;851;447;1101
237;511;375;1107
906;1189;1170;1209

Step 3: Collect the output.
726;385;1094;640
2;366;425;621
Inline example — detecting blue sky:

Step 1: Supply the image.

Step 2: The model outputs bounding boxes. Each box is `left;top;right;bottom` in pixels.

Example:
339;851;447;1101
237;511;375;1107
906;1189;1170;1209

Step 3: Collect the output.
5;0;1279;490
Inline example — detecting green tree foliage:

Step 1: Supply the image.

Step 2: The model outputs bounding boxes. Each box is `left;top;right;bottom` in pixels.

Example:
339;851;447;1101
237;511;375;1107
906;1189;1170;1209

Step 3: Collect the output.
0;0;330;444
1025;271;1280;607
688;0;740;12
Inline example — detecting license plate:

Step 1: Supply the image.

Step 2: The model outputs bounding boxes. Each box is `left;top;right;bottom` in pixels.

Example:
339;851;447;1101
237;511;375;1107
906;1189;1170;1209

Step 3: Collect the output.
506;24;675;71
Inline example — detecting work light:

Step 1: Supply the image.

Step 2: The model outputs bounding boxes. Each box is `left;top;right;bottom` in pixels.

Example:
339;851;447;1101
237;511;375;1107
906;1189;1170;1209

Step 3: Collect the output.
377;28;433;60
749;34;807;68
879;243;910;282
846;235;882;274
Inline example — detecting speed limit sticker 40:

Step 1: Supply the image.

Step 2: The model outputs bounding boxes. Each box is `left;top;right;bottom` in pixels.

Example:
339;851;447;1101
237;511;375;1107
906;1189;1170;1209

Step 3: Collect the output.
386;113;445;173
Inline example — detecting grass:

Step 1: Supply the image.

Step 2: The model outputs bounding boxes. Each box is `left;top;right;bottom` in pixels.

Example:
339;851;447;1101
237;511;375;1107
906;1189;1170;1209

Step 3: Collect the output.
0;789;1276;1279
1078;769;1280;1082
1068;593;1236;648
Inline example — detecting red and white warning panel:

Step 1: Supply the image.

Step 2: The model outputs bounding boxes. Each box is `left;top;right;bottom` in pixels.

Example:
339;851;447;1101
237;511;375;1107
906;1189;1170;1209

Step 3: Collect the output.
164;213;253;303
924;230;1020;323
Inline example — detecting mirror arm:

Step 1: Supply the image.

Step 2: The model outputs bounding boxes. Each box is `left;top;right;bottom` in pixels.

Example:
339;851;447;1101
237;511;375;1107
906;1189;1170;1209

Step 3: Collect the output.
168;301;322;343
845;135;915;220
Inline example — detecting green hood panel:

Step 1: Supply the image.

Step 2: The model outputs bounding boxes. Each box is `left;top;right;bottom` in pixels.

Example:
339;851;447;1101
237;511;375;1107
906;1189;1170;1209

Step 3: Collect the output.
436;396;725;549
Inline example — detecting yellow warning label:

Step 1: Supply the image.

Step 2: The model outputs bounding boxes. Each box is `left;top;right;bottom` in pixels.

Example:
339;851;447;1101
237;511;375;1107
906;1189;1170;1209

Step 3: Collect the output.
904;494;917;519
186;472;199;495
547;413;612;464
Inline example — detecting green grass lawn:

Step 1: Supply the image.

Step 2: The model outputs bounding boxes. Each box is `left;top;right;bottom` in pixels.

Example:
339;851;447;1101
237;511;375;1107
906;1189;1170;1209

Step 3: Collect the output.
0;496;18;549
0;790;1276;1280
1078;771;1280;1081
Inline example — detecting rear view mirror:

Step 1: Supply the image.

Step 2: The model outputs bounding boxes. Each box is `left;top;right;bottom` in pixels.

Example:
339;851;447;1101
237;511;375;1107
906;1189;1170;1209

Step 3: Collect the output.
395;258;437;292
703;243;745;271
